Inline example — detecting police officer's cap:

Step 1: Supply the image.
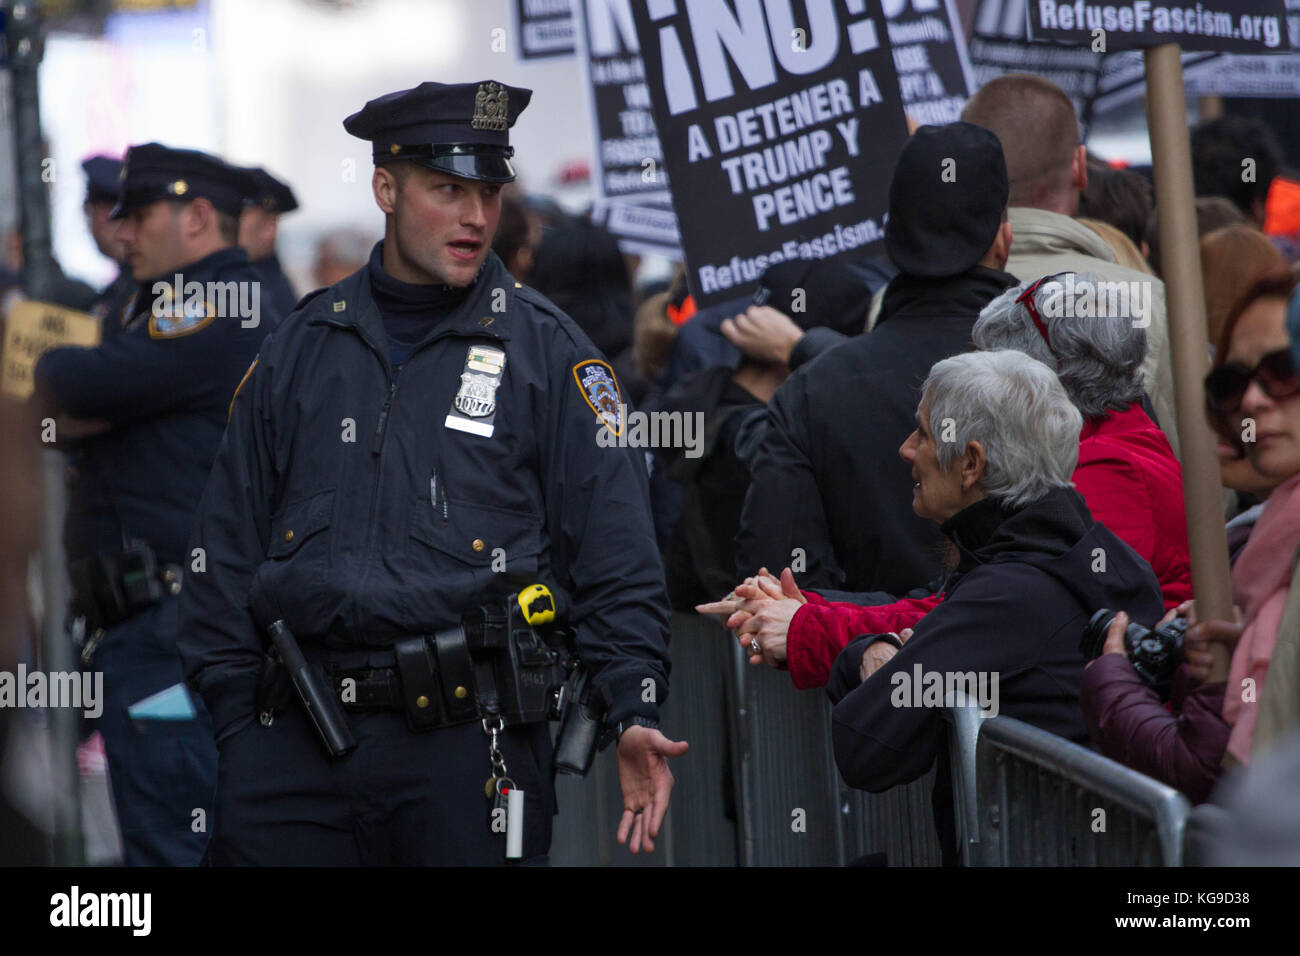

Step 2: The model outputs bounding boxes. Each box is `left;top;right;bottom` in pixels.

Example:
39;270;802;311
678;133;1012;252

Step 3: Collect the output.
240;166;299;214
344;80;532;184
111;143;257;221
82;155;123;205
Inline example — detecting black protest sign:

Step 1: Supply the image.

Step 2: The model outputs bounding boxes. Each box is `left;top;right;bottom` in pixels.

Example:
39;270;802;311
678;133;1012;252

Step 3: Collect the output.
1028;0;1289;53
631;0;908;307
576;0;681;257
885;0;975;125
513;0;577;59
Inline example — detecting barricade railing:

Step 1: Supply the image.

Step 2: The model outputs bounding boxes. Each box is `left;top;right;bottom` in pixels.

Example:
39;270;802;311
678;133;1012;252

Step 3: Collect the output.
552;614;1195;867
969;715;1192;865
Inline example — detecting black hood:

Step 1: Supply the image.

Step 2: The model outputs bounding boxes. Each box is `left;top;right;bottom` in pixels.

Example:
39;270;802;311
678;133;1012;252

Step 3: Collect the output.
943;487;1163;626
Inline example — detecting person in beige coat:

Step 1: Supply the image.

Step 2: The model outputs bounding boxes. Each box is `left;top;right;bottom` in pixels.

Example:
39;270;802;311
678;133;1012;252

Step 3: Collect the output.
962;74;1179;457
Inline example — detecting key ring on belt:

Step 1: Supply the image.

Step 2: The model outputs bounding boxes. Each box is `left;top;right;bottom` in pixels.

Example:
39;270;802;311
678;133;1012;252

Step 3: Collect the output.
483;714;510;797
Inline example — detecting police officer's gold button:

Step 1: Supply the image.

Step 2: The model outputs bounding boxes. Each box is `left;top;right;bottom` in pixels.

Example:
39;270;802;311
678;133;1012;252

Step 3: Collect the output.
284;530;294;543
472;538;485;552
454;686;468;699
416;695;429;709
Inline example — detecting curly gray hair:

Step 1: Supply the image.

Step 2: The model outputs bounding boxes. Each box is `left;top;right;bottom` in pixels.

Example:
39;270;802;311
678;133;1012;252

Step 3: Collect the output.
972;272;1148;420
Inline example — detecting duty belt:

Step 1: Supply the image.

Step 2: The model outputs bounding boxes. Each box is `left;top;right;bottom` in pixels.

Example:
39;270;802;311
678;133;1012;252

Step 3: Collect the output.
320;630;482;732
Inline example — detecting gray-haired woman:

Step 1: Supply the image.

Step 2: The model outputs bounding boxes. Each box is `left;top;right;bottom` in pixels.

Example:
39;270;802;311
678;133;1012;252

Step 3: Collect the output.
828;349;1165;862
972;272;1192;608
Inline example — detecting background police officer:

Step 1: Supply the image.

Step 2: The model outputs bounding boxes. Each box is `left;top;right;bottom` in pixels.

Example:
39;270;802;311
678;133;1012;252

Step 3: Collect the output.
34;143;278;865
80;154;135;327
178;80;687;865
237;166;299;318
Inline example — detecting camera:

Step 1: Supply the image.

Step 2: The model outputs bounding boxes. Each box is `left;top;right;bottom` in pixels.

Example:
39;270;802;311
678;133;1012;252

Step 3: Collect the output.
1079;608;1187;700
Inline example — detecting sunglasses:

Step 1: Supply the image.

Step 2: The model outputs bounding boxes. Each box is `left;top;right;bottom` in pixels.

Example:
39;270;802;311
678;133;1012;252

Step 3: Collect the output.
1016;273;1069;361
1204;348;1300;414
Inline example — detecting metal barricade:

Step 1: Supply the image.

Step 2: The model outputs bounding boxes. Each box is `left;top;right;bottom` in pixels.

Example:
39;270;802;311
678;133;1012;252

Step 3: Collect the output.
550;611;738;866
945;697;985;866
729;637;846;865
842;769;945;866
974;716;1192;865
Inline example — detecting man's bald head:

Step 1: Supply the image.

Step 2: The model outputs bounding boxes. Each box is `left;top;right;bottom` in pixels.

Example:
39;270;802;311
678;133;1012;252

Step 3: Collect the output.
962;75;1083;212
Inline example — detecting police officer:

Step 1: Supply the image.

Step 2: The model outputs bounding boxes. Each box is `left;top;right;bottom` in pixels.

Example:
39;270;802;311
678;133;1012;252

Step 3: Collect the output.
81;155;136;328
177;80;687;865
34;143;279;865
237;166;299;318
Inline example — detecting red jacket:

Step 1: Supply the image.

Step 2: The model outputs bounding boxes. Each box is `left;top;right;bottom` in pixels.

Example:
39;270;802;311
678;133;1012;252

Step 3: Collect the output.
786;403;1192;689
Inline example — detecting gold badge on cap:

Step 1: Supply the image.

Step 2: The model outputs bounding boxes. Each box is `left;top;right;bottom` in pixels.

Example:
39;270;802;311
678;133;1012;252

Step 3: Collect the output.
472;82;508;132
168;179;188;196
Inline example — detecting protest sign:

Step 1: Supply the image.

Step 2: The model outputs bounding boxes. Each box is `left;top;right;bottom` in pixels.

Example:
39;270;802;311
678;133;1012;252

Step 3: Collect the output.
575;0;682;258
1028;0;1289;53
631;0;908;307
513;0;577;59
885;0;975;126
2;300;100;399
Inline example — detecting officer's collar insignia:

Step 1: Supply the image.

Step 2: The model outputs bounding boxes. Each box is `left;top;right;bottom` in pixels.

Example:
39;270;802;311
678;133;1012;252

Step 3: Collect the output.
478;315;494;327
573;359;622;437
333;300;346;312
472;82;508;132
446;346;507;438
148;297;216;339
167;179;188;196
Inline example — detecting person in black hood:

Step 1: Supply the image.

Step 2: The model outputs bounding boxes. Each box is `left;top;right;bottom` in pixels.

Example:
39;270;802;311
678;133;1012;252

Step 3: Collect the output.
735;122;1018;596
656;258;872;610
529;214;634;365
827;350;1165;863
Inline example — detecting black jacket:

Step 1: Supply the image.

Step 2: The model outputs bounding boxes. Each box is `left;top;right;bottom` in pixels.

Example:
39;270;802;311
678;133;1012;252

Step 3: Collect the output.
35;246;276;566
655;364;763;609
735;265;1017;593
827;488;1165;843
251;254;299;320
176;251;670;740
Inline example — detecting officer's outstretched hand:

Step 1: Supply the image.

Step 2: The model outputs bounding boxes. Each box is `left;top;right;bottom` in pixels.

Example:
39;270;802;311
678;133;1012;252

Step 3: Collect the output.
616;725;689;854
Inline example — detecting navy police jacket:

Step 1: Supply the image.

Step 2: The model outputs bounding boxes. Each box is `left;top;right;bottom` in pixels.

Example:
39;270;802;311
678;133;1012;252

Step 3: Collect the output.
35;246;275;567
177;251;671;740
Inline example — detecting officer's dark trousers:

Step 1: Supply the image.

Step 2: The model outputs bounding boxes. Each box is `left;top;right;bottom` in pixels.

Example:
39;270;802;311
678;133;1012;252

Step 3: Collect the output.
93;595;218;865
208;703;555;865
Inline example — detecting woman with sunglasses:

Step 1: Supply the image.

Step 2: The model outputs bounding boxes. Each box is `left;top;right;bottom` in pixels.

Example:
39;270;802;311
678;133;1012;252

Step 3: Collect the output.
1083;270;1300;801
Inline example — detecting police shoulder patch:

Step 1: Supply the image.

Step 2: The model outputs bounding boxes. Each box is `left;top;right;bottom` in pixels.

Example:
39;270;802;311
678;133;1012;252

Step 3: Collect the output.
573;359;623;437
149;298;217;339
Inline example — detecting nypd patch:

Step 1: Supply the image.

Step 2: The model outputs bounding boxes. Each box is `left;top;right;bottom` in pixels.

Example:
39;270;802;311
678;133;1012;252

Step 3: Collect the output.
149;297;216;339
573;359;622;437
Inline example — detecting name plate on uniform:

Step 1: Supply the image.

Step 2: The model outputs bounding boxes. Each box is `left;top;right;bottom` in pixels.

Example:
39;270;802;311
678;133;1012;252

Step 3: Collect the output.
445;345;507;438
1;299;101;399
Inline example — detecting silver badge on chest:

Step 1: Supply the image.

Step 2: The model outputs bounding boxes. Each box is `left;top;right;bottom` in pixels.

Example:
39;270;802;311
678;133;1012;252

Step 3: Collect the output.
454;370;498;418
446;345;507;438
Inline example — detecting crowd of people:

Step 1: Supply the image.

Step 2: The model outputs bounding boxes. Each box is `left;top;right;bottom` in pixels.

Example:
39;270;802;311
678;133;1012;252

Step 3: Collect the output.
3;66;1300;865
679;76;1300;860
